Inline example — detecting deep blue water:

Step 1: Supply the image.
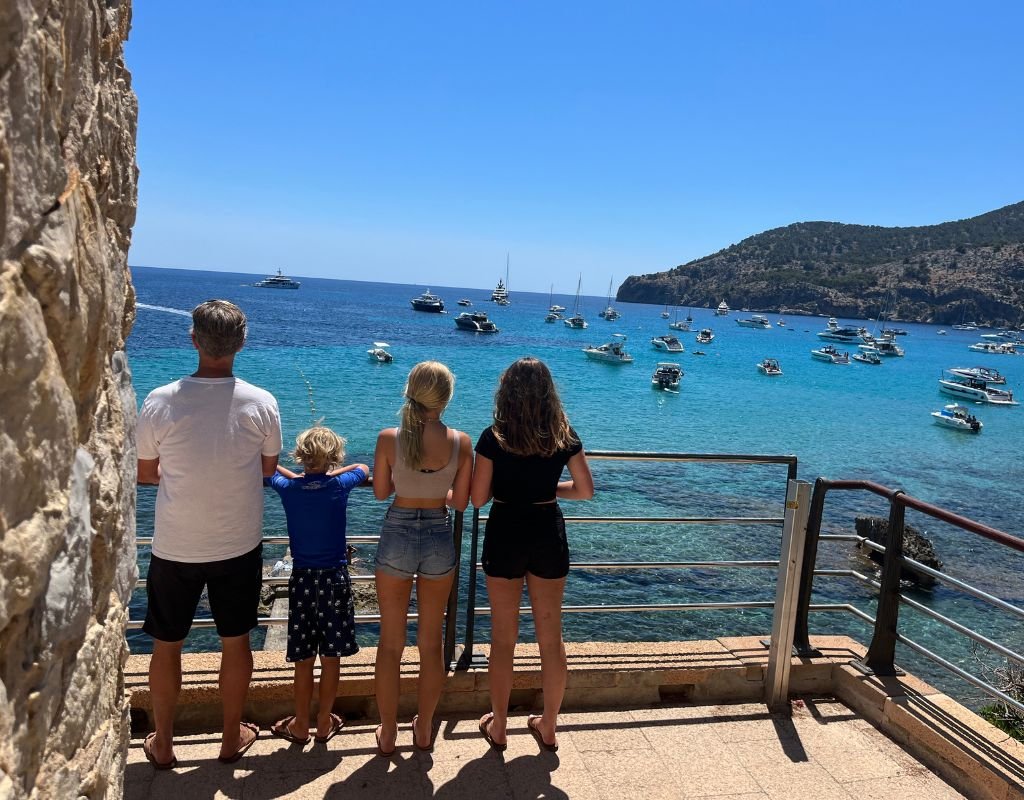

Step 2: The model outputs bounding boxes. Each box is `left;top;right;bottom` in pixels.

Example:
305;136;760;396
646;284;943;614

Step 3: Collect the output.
128;266;1024;706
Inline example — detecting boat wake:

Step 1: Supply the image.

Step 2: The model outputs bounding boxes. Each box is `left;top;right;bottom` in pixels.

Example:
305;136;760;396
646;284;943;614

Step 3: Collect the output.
137;302;191;318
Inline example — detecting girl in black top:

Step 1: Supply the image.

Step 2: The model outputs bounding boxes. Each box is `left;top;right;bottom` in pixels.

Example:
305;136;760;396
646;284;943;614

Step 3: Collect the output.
471;357;594;752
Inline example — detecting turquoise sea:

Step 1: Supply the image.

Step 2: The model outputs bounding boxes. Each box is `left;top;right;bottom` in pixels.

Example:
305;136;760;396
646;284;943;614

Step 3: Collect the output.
128;266;1024;707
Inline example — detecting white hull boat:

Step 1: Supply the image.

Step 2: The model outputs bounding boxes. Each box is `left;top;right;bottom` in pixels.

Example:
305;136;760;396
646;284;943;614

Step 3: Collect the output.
254;268;300;289
811;345;850;364
455;311;499;333
757;358;783;375
931;404;983;433
651;362;682;390
948;366;1006;384
938;376;1017;405
367;342;394;363
583;334;633;364
651;335;684;353
696;328;714;344
736;315;771;329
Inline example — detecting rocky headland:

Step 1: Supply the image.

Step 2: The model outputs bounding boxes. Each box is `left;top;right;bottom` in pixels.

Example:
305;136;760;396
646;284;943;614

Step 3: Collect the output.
619;202;1024;327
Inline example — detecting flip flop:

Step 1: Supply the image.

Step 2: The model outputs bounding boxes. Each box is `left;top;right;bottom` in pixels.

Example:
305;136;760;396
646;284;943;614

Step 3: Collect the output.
218;721;259;764
314;713;345;744
375;724;396;757
271;716;310;745
143;733;177;770
411;714;433;752
479;713;507;752
527;715;559;752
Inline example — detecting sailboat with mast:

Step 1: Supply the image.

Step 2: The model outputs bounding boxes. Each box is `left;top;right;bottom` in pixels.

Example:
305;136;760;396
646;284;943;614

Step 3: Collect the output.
598;278;621;321
491;254;511;305
668;306;693;332
545;284;563;323
564;275;588;329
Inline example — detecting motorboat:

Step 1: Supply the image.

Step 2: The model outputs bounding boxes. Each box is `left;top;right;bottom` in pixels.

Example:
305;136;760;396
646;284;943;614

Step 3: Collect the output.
564;274;588;328
968;341;1017;354
777;319;786;327
545;311;563;324
948;366;1006;384
696;328;714;344
597;278;621;320
668;307;693;331
491;278;509;304
367;342;394;363
550;304;566;312
931;404;983;433
811;344;850;364
952;323;979;331
651;335;684;353
660;305;670;319
253;268;300;289
410;289;445;312
817;318;867;342
938;374;1017;405
757;358;783;376
736;314;771;329
859;338;904;357
651;362;682;390
454;311;499;333
852;350;882;365
715;300;730;316
583;333;633;364
938;330;947;335
883;327;908;336
457;298;472;306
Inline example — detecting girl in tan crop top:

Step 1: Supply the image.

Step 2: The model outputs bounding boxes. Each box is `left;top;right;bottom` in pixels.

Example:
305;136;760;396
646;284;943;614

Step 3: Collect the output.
371;361;471;755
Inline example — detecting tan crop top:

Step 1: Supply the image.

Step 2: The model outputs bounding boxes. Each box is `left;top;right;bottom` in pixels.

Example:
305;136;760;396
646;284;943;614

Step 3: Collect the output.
391;426;460;499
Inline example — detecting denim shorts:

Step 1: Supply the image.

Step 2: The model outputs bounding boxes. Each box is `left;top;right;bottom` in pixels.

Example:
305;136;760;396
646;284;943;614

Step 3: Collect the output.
375;506;456;580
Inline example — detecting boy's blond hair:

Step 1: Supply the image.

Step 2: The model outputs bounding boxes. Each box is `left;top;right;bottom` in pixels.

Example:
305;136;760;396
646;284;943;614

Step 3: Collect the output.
291;426;346;473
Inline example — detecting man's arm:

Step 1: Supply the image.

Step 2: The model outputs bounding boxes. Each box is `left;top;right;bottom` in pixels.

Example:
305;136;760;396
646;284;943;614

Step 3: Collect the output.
137;458;161;485
262;453;279;478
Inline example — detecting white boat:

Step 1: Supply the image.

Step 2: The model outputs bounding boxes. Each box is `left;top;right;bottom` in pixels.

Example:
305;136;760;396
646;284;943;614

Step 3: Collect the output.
254;268;300;289
660;304;670;319
545;311;563;324
597;278;621;320
668;307;692;331
817;318;867;342
651;335;684;353
968;341;1017;354
696;328;714;344
367;342;394;363
938;374;1017;405
715;300;729;316
547;284;565;313
931;404;983;433
952;323;978;331
736;314;771;329
564;274;588;329
777;319;786;327
651;362;682;390
454;311;499;333
457;298;472;306
937;330;947;335
811;344;850;364
491;254;511;304
852;350;882;365
757;358;783;376
948;366;1006;385
583;333;633;364
410;289;445;312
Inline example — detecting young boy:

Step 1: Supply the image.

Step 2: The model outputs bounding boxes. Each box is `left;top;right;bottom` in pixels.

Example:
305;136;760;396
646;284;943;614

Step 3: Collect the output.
266;426;369;745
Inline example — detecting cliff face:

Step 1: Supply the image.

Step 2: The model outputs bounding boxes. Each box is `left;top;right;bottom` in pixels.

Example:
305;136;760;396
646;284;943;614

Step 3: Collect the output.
619;203;1024;325
0;1;138;797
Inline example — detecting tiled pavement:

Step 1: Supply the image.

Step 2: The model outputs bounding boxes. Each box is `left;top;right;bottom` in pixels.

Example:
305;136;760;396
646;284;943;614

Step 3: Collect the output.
125;698;966;799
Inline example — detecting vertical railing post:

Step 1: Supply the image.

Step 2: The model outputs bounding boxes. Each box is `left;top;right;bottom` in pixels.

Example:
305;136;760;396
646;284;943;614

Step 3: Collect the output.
793;478;828;656
852;493;905;676
766;479;812;711
455;507;482;670
443;509;463;669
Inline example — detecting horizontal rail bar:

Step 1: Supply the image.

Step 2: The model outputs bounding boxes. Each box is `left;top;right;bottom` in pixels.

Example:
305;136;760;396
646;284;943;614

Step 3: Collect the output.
815;478;1024;553
133;574;378;589
585;451;798;466
819;534;863;542
127;611;401;631
896;633;1024;717
899;594;1024;669
472;601;776;616
808;603;876;625
134;535;382;546
561;516;785;525
569;560;780;570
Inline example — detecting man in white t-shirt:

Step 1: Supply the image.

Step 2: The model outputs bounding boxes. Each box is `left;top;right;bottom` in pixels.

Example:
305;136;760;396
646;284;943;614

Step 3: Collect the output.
136;299;282;768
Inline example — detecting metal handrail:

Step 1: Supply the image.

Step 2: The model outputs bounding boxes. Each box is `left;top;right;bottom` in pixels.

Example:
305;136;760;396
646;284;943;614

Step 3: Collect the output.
793;476;1024;715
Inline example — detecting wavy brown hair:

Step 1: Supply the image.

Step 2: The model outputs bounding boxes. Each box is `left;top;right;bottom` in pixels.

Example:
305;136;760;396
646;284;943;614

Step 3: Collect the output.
492;358;576;457
399;361;455;470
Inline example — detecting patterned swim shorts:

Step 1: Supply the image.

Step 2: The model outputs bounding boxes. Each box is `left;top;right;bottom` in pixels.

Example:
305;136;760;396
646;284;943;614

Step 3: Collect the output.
286;567;359;662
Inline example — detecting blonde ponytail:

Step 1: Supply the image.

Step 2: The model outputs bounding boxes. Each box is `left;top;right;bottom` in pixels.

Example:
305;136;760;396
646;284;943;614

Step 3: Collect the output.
399;361;455;469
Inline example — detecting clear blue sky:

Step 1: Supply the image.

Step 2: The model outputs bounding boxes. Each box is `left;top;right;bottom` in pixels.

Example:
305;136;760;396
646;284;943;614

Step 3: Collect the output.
125;1;1024;295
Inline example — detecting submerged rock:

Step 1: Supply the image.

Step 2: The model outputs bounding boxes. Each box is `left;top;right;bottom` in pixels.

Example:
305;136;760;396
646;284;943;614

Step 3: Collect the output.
855;515;944;588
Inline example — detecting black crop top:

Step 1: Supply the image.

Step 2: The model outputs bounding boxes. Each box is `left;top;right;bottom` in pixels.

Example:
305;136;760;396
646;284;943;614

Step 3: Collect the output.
475;426;583;504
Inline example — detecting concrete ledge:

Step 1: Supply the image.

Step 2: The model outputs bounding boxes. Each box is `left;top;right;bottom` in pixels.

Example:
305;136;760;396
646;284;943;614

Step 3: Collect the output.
125;635;1024;800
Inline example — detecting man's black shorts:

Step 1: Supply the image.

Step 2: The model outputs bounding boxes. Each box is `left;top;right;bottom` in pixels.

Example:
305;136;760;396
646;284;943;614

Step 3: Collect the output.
143;544;263;642
482;502;570;580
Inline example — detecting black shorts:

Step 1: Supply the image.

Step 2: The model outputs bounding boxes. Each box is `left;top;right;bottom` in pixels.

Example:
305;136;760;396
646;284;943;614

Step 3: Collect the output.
143;544;263;642
286;567;359;662
482;502;570;580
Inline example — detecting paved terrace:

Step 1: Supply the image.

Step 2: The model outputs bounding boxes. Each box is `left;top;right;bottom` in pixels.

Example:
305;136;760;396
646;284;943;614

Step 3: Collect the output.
124;637;1024;799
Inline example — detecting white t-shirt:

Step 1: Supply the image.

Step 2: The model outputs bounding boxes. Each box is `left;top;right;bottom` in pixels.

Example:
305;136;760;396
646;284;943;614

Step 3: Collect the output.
137;377;282;562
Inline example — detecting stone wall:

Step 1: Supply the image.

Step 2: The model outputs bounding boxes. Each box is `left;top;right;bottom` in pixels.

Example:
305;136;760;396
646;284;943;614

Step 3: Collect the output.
0;1;138;797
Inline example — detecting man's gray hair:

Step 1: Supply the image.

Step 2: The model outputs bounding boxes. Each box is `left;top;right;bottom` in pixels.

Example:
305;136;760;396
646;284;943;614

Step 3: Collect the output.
191;299;247;358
